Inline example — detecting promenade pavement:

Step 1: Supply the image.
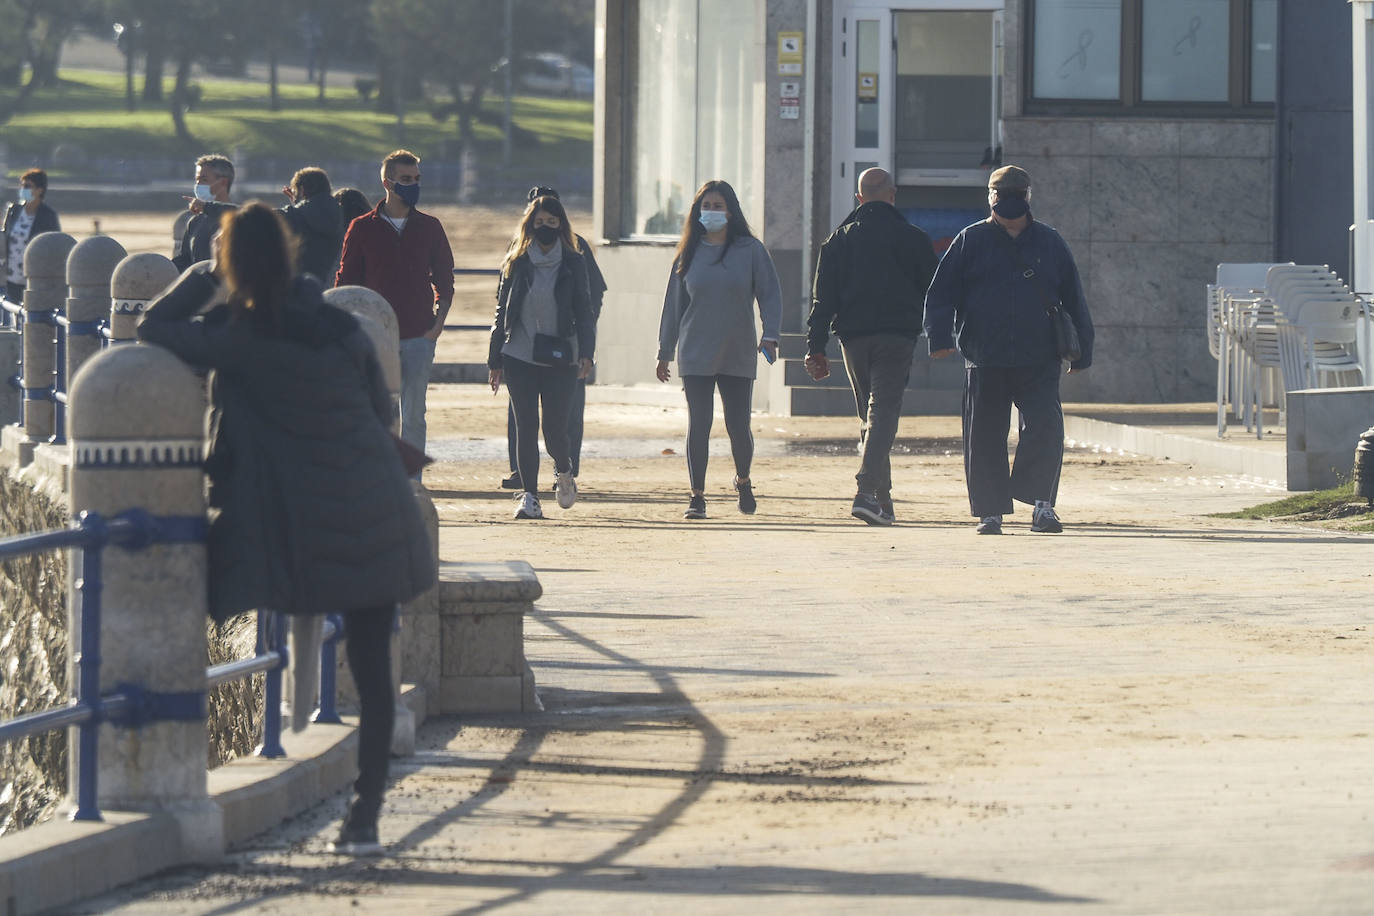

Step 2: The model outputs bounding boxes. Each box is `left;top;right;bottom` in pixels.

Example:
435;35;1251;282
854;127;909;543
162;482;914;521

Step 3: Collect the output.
73;385;1372;914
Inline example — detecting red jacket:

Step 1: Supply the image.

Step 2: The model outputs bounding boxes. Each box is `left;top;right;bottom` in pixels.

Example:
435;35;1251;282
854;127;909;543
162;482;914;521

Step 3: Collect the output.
336;204;455;340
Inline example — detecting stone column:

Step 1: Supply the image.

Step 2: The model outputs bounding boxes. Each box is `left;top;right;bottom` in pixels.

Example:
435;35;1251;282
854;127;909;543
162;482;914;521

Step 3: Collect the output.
61;236;127;443
110;253;179;342
66;343;221;861
19;232;76;458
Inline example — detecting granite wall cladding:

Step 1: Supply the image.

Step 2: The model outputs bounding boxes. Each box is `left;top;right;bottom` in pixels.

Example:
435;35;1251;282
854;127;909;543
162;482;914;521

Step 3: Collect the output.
0;468;263;837
0;467;68;837
1004;118;1275;403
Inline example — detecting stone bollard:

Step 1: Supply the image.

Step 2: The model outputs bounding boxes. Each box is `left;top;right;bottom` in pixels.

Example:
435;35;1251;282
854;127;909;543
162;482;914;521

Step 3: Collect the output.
17;231;76;462
172;210;194;261
67;343;221;860
61;235;128;443
110;253;179;342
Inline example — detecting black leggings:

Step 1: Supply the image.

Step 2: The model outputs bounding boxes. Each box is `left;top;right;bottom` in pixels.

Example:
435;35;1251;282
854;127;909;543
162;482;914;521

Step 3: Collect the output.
682;374;754;492
503;355;578;494
344;604;396;804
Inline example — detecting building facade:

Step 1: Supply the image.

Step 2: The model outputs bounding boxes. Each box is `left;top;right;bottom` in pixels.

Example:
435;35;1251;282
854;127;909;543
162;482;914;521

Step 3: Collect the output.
591;0;1346;407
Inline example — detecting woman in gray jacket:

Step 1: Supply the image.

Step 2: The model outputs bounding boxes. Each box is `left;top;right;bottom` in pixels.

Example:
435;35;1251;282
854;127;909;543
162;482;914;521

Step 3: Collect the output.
138;202;435;857
657;180;782;519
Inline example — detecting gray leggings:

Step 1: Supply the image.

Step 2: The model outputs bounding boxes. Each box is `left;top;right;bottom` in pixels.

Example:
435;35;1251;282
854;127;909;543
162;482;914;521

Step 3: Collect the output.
682;374;753;492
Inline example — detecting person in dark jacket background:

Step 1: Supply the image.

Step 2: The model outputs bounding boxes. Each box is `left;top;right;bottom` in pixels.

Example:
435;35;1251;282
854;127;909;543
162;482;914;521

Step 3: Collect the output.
3;168;61;303
281;166;345;283
806;167;937;526
501;184;607;491
173;154;237;270
924;165;1094;535
488;194;595;520
138;202;436;857
334;187;372;228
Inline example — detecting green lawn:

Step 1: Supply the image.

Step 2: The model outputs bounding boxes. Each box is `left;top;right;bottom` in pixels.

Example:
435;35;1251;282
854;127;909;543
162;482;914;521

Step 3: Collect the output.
4;69;591;175
1212;481;1374;532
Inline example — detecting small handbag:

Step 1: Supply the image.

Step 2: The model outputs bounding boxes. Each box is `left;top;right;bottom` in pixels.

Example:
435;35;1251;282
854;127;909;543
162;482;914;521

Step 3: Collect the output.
532;331;577;367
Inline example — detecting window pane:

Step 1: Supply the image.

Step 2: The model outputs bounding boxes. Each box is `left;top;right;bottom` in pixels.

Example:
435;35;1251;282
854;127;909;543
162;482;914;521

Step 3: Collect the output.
896;11;996;172
855;20;881;147
1032;0;1121;100
1251;0;1277;103
1141;0;1229;102
626;0;697;237
697;1;759;226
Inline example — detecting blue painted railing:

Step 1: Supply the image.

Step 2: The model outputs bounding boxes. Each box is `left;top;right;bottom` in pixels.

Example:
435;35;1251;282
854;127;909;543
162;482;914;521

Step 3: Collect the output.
0;509;343;823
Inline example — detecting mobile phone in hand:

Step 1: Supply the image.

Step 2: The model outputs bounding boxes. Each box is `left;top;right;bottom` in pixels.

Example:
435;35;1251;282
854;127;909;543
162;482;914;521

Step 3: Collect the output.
759;345;776;364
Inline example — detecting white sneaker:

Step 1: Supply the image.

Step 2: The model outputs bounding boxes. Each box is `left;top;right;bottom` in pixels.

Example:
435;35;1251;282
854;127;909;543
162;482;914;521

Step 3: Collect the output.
554;471;577;509
514;492;544;519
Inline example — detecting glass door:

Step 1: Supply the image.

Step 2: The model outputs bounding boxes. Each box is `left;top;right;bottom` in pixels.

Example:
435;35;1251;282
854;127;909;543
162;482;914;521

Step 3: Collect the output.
830;6;894;226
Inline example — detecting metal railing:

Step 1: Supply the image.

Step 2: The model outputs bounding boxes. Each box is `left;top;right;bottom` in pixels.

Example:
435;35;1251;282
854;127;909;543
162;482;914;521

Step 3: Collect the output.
0;509;343;823
445;266;502;332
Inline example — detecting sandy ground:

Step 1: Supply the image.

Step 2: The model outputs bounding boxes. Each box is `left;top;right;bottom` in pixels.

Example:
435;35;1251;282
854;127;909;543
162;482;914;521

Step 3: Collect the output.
70;386;1374;915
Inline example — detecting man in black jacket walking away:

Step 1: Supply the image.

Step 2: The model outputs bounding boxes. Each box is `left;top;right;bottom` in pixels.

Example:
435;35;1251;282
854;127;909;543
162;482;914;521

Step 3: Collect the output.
806;167;938;526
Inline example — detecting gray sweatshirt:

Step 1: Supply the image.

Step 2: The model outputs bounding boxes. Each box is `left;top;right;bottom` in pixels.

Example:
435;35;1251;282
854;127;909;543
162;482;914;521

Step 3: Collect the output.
502;239;565;365
657;236;783;379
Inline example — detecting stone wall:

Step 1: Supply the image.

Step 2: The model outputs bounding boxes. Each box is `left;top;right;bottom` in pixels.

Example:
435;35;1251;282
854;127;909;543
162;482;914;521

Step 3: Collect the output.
0;466;68;836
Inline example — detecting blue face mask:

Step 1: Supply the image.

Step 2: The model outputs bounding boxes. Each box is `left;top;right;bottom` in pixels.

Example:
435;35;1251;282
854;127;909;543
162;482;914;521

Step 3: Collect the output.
992;193;1029;220
18;187;31;204
194;183;215;202
698;210;729;233
392;181;421;208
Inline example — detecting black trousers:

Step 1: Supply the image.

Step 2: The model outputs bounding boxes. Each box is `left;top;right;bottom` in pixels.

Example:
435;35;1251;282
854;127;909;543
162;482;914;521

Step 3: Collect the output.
344;603;395;805
963;361;1064;517
508;377;587;477
503;355;577;495
682;374;753;492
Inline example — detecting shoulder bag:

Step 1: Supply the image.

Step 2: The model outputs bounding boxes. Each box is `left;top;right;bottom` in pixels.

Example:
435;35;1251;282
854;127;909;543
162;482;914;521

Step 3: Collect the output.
998;230;1081;363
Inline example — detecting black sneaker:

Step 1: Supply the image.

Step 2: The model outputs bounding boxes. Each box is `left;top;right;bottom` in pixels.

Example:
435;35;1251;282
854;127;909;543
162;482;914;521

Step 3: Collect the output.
976;515;1003;535
851;492;893;526
684;494;707;519
331;797;383;856
500;472;522;490
1030;502;1063;533
734;477;756;514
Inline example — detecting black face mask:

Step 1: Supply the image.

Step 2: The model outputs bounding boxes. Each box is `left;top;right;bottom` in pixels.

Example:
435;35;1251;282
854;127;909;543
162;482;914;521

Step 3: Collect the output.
532;225;560;246
991;193;1029;220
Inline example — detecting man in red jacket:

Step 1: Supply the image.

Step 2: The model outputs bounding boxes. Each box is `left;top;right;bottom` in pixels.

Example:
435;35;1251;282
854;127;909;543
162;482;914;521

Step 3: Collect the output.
337;150;455;468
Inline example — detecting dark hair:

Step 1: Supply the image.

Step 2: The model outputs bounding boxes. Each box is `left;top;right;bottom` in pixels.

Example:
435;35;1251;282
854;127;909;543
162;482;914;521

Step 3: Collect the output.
333;187;372;225
381;149;420;179
673;179;753;276
20;168;47;192
291;166;331;200
502;195;580;277
527;185;559;201
218;202;297;332
195;154;235;189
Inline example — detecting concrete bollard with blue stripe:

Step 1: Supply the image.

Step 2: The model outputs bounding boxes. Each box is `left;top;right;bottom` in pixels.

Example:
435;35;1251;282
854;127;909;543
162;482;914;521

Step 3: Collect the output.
62;235;127;442
15;231;75;463
109;253;179;343
67;342;222;861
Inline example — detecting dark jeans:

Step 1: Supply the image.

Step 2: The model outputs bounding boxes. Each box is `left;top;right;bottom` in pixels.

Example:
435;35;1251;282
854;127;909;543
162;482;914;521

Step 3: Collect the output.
344;603;396;804
840;334;916;496
962;361;1064;517
682;374;753;492
503;355;577;495
507;377;587;477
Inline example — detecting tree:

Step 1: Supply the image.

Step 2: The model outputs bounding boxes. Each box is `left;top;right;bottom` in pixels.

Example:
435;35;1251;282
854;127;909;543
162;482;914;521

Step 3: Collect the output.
301;0;371;107
0;0;96;125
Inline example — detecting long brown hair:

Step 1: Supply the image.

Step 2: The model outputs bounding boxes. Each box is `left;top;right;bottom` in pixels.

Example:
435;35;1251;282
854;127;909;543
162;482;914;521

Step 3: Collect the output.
501;195;581;277
672;179;753;276
218;202;298;329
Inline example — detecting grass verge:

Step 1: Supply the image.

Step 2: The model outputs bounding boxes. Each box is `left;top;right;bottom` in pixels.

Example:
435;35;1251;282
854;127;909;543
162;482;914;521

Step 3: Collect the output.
1212;482;1374;532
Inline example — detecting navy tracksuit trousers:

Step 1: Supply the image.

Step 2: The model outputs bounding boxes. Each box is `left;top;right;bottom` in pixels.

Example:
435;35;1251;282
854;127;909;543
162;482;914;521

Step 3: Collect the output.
963;360;1064;517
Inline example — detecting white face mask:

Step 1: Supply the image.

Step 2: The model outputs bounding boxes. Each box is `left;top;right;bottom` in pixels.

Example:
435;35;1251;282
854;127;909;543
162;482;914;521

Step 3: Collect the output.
18;187;32;204
698;210;729;233
194;183;215;202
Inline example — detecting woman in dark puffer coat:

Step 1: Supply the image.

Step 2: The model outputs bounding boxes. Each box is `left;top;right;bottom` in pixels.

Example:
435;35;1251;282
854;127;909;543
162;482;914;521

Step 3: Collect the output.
138;202;434;857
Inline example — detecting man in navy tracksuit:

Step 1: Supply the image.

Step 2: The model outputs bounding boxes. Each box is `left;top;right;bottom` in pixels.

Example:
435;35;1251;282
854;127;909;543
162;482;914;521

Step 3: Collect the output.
924;165;1094;535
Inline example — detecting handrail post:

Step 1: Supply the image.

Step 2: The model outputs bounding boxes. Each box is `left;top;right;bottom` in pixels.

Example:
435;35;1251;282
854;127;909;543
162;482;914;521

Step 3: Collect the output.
71;515;105;821
258;611;287;758
67;342;221;861
314;614;343;725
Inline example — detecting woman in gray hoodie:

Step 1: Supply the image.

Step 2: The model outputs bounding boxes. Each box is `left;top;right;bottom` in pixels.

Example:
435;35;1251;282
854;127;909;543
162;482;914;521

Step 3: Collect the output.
657;180;782;519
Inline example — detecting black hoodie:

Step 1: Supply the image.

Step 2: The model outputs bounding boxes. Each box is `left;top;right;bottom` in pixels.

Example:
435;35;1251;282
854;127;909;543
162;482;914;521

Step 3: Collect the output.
807;201;938;355
282;192;346;285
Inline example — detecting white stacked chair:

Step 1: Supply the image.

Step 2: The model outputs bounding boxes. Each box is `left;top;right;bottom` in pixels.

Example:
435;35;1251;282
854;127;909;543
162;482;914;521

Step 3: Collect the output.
1210;263;1288;436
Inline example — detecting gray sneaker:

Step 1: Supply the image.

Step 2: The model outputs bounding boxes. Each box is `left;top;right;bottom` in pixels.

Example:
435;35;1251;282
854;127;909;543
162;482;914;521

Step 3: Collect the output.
555;471;577;509
1030;502;1062;533
976;515;1003;534
851;492;893;526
